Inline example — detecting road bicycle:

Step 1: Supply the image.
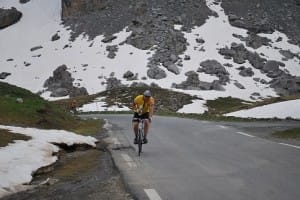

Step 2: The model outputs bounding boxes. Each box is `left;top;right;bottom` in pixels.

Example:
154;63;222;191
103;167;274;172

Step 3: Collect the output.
137;118;145;156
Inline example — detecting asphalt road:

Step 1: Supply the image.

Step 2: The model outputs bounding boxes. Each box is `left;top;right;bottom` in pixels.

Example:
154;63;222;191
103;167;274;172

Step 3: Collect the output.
87;114;300;200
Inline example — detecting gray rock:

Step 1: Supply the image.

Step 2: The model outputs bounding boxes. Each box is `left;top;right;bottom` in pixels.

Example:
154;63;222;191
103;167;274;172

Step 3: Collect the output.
44;65;88;97
51;88;69;97
163;63;180;75
184;55;191;60
123;70;136;80
130;82;149;87
234;82;245;89
169;54;178;63
234;33;272;49
30;46;43;51
262;60;285;78
0;7;22;29
69;87;88;97
199;59;229;85
106;45;118;59
16;98;24;103
51;33;60;41
147;66;167;79
239;67;254;77
260;79;268;84
211;80;225;91
270;75;300;96
279;50;295;60
24;62;31;67
253;77;260;82
106;77;124;90
248;51;266;69
196;38;205;44
19;0;30;4
101;35;117;43
199;60;227;74
0;72;11;79
172;72;224;91
251;92;261;96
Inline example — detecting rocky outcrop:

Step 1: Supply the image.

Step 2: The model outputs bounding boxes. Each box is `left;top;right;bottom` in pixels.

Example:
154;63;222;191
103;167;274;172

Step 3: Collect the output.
270;75;300;96
58;0;300;97
61;0;213;76
44;65;88;97
0;7;22;29
172;71;225;91
198;60;230;85
61;0;108;18
219;42;300;95
222;0;300;46
233;33;272;49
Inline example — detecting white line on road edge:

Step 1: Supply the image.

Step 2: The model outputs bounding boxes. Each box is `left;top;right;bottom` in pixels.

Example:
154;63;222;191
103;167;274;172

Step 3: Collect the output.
236;132;255;138
121;153;137;168
279;143;300;149
218;125;227;129
144;189;162;200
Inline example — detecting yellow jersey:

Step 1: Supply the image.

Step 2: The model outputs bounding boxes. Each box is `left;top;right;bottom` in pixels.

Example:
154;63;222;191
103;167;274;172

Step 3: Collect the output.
133;95;155;114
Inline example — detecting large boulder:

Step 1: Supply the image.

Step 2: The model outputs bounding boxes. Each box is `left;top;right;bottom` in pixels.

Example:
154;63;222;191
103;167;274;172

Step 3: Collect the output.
0;7;22;29
44;65;88;97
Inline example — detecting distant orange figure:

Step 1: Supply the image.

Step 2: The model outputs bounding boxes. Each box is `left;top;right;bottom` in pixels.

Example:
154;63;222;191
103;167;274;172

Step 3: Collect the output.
70;99;78;114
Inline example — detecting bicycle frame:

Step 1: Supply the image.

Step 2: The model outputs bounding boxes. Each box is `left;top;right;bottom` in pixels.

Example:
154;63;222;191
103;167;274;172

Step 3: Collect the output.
137;118;145;156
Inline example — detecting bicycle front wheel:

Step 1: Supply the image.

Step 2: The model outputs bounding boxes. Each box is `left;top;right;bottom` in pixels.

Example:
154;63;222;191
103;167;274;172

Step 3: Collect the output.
138;130;143;156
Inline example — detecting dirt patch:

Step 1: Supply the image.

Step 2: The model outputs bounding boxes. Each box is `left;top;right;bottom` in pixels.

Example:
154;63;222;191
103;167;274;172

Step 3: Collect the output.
1;143;133;200
0;128;31;147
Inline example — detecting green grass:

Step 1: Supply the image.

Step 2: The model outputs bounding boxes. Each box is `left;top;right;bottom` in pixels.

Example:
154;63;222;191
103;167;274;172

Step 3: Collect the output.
0;81;103;138
272;128;300;139
205;97;252;115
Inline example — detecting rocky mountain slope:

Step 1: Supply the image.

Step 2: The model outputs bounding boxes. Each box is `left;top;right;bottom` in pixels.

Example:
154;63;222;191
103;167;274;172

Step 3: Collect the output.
0;0;299;110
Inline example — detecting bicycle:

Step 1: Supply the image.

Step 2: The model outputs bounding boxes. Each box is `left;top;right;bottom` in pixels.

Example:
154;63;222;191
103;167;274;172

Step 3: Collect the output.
137;118;145;156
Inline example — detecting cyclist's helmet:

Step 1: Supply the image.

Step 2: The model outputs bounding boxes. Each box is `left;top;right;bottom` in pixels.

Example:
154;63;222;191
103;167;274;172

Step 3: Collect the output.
143;90;151;97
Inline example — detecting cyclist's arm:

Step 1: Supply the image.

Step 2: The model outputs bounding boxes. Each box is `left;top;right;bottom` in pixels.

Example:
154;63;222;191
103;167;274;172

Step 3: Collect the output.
131;101;137;111
149;102;154;118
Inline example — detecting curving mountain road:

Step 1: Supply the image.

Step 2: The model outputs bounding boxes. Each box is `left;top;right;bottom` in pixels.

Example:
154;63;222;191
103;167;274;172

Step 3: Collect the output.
86;114;300;200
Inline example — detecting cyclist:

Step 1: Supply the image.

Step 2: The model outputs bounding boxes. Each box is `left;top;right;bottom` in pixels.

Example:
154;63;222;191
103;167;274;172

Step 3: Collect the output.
132;90;155;144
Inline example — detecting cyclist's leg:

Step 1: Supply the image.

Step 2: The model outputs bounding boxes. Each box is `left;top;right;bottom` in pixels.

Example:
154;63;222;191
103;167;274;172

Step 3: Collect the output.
132;113;139;143
142;113;150;143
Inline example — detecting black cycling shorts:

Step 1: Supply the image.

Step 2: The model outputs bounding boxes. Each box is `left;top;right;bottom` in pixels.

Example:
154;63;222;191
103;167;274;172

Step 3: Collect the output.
132;112;149;122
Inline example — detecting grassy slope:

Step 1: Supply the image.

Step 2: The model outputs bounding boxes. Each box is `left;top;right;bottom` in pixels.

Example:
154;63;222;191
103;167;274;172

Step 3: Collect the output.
0;82;103;147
